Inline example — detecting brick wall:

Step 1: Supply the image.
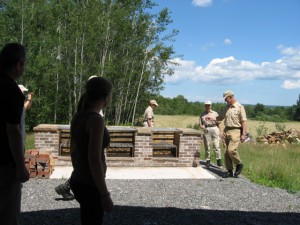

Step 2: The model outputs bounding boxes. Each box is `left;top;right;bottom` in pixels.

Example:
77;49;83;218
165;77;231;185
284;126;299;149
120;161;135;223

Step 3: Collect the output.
34;131;59;156
33;125;202;167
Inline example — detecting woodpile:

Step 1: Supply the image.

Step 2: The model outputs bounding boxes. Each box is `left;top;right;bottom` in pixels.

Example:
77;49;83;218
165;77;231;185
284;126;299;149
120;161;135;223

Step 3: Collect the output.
256;129;300;145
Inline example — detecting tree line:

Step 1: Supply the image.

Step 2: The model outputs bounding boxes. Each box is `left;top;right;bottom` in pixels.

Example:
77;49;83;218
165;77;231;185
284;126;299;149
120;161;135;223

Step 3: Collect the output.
1;1;299;131
153;95;300;122
0;0;178;130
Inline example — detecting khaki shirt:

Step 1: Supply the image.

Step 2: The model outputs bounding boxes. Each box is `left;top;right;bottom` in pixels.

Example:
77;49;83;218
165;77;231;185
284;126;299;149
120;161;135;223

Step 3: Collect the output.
220;101;247;127
199;110;219;126
143;106;154;122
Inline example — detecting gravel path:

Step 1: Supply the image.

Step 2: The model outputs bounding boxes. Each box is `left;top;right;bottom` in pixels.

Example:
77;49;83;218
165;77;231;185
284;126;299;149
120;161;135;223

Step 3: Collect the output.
21;171;300;225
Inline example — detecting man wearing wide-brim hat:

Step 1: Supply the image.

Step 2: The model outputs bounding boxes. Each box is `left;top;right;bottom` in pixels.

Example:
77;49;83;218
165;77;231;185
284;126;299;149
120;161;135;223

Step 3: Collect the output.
213;90;247;178
143;100;158;127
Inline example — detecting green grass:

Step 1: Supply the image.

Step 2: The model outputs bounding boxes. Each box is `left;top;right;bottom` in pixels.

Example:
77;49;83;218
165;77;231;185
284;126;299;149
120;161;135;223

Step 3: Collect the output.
25;132;35;150
238;143;300;193
200;142;300;193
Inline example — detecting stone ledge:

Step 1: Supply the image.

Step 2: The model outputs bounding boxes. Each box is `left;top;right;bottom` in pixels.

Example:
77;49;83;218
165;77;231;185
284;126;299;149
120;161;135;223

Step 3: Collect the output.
106;157;135;161
152;157;179;162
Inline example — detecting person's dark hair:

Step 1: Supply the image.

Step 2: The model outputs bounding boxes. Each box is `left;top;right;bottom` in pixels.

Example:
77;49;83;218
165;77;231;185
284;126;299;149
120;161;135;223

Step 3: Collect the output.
76;77;112;112
0;43;26;75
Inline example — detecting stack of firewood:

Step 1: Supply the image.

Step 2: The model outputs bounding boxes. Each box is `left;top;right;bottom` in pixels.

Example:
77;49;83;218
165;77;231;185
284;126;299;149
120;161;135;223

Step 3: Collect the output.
256;129;300;145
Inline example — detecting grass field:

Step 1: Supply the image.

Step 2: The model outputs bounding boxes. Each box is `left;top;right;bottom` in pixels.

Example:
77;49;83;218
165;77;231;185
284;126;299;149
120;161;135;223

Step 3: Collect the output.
25;132;35;150
155;115;300;138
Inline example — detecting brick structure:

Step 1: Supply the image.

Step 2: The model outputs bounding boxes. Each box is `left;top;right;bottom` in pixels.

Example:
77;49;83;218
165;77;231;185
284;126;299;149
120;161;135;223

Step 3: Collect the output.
33;124;202;167
34;124;60;157
24;149;54;178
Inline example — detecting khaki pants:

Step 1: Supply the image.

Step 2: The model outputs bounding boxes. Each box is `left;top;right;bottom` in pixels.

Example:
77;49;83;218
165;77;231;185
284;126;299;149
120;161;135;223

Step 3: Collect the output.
0;166;21;225
143;121;154;127
222;128;242;171
203;126;221;161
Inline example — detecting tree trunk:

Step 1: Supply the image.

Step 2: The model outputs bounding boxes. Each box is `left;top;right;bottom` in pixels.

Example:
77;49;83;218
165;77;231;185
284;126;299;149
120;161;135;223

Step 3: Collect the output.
131;52;147;124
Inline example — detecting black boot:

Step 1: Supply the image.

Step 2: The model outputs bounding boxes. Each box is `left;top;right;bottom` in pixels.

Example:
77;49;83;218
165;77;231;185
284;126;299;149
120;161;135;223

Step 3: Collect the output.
206;160;210;168
55;178;74;201
217;159;222;167
234;164;244;178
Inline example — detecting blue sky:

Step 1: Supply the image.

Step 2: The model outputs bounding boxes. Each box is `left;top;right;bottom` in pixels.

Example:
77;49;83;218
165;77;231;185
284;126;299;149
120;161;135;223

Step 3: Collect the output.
152;0;300;106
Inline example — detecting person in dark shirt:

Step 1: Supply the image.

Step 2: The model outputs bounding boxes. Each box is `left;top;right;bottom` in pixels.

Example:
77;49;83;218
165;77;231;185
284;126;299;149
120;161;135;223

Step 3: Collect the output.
69;76;113;225
0;43;30;225
55;76;104;201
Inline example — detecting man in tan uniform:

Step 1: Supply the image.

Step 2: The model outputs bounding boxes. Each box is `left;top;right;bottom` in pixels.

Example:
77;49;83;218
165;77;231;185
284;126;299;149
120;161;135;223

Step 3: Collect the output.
216;90;247;178
199;101;222;167
143;100;158;127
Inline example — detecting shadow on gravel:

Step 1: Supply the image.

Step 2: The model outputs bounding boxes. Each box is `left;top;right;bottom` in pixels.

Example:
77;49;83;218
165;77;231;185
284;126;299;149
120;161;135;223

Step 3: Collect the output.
21;205;300;225
199;160;225;177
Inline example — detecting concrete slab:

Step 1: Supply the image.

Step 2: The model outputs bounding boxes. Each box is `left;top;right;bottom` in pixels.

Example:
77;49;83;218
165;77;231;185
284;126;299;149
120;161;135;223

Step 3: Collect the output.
50;166;216;179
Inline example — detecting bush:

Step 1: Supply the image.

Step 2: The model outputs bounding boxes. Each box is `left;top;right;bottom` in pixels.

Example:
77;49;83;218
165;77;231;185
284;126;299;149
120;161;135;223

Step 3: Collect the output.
256;121;268;136
187;123;200;130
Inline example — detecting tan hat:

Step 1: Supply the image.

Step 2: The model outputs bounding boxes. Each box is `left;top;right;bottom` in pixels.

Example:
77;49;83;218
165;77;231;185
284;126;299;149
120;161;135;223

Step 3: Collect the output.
204;100;212;105
223;90;234;99
18;84;28;93
150;99;159;106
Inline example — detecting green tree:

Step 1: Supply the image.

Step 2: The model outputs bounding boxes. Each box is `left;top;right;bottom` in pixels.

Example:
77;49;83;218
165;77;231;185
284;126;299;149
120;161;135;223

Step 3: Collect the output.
0;0;178;128
254;103;265;115
293;94;300;121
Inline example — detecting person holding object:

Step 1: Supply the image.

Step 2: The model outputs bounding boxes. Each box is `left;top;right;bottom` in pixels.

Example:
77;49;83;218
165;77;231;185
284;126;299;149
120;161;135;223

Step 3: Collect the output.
143;99;158;127
0;43;30;225
69;76;113;224
199;100;223;167
214;90;247;178
18;84;34;151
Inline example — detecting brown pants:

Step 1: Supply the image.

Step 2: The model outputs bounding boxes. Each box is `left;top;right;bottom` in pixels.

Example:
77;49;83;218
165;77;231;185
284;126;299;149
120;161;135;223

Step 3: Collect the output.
222;128;242;171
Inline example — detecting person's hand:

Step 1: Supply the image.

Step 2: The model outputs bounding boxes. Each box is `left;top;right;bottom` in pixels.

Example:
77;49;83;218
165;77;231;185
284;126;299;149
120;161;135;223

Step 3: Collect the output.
101;194;113;213
240;134;246;143
27;92;34;101
206;116;216;122
16;165;30;183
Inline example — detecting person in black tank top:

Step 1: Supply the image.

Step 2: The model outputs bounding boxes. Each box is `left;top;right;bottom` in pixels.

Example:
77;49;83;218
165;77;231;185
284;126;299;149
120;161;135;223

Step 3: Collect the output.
58;77;113;225
55;111;110;201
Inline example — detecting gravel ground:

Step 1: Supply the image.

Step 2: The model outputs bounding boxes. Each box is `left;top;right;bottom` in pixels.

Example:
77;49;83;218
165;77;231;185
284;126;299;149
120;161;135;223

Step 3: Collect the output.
21;169;300;225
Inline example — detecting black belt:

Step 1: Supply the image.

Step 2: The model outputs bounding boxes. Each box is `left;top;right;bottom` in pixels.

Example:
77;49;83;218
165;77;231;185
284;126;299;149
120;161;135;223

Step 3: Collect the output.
226;127;241;130
205;125;216;128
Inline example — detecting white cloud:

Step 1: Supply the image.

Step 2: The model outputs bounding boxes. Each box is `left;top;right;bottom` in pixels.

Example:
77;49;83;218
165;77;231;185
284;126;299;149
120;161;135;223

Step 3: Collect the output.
282;80;300;89
165;46;300;89
223;39;232;45
192;0;212;7
277;45;300;55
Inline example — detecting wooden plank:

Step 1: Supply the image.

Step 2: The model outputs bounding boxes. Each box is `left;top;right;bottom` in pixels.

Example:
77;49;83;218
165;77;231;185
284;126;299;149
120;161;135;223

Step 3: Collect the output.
109;143;134;148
